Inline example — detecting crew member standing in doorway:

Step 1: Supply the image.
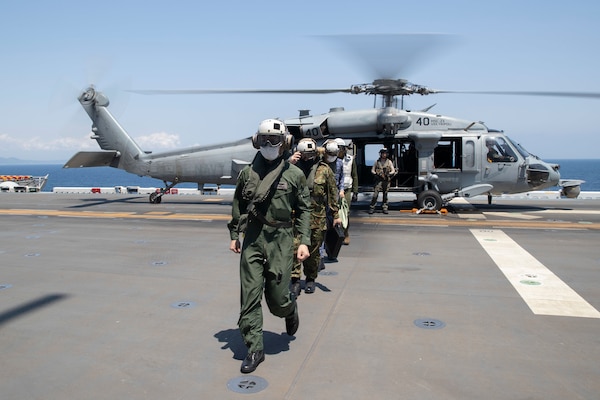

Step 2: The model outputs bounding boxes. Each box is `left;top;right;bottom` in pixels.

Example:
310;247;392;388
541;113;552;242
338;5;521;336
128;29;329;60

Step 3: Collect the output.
369;148;397;214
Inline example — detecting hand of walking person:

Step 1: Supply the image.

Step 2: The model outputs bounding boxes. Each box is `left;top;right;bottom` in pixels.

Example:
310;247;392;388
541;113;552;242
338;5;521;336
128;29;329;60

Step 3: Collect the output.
297;244;309;261
230;239;241;254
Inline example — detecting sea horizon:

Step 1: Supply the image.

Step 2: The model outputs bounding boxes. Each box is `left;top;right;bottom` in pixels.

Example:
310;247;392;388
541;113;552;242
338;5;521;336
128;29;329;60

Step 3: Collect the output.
1;159;599;192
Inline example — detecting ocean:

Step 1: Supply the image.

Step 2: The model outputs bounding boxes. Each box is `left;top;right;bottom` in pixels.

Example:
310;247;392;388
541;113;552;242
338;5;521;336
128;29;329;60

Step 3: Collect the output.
0;159;598;192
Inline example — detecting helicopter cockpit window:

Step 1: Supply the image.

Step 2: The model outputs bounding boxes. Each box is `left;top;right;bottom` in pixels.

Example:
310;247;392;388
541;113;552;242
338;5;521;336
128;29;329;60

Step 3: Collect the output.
486;136;517;163
507;137;530;159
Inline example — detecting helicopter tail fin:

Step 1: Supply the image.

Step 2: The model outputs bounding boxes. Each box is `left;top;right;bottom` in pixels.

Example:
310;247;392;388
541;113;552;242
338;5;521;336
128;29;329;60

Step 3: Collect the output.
63;151;120;169
70;87;149;176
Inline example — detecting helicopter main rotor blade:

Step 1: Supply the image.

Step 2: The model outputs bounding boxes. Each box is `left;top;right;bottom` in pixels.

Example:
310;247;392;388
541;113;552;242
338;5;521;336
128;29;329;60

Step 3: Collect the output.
129;88;353;95
318;33;459;80
434;90;600;99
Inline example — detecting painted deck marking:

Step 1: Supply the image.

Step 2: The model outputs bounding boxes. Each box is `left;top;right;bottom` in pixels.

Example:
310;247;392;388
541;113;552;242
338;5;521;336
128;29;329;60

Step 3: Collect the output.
470;229;600;318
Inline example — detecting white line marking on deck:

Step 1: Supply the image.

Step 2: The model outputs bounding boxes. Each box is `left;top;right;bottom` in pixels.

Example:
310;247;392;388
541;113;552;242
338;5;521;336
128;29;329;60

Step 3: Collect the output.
470;229;600;318
484;212;541;220
451;198;487;219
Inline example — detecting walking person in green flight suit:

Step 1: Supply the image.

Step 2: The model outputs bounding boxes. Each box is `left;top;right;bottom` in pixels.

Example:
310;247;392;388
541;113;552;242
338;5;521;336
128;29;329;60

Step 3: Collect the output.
228;119;311;374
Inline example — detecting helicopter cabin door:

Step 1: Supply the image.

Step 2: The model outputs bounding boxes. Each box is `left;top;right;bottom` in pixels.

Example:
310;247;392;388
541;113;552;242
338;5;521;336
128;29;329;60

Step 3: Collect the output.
432;138;468;193
480;135;520;193
460;136;479;185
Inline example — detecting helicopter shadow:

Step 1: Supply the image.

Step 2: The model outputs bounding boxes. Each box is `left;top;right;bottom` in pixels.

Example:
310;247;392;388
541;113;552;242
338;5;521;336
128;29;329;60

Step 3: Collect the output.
453;203;569;213
0;294;69;327
349;200;418;213
68;196;148;208
68;196;233;209
214;327;294;360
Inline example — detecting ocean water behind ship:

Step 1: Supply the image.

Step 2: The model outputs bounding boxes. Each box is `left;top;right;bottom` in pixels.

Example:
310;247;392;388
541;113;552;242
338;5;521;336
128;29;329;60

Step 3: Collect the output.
0;159;598;192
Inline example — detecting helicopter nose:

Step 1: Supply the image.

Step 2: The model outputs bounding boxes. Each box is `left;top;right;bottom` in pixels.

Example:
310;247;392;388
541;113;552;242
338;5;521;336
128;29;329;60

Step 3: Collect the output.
548;163;561;186
526;161;560;189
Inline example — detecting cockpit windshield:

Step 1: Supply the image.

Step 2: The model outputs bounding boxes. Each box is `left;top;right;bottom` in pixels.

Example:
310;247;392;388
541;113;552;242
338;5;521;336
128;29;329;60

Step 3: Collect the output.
507;137;530;158
485;136;518;163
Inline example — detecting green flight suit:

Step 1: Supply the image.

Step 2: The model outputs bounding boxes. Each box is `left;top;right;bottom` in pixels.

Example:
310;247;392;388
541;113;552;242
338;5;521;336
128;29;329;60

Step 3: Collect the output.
228;154;311;352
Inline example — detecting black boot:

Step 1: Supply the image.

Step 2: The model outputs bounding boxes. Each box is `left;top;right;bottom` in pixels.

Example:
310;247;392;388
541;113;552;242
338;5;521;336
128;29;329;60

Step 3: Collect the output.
318;258;326;271
241;350;265;374
285;303;299;336
290;279;301;299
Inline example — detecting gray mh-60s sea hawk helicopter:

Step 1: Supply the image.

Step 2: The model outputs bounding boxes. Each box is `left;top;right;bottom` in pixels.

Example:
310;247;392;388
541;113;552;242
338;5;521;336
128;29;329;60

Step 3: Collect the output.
64;35;597;208
65;81;592;209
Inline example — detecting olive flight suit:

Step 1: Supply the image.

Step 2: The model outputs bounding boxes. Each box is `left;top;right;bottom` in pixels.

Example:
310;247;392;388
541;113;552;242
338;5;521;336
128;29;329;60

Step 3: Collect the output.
228;153;311;353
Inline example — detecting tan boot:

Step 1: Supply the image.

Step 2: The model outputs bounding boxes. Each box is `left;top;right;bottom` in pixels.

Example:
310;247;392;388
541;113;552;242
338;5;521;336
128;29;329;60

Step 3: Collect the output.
343;236;350;245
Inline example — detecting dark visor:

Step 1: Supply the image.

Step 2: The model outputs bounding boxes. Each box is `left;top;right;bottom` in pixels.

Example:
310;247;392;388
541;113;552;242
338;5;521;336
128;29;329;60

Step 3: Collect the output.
256;134;283;146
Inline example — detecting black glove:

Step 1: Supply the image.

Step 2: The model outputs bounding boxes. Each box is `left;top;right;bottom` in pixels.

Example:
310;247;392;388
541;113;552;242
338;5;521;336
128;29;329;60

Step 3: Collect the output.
351;193;358;202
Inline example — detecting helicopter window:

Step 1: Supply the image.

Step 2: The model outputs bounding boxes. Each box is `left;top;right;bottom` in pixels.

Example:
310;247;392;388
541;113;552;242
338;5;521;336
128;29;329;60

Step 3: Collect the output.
464;140;475;168
507;137;530;158
486;136;517;163
434;139;461;169
399;142;417;172
365;144;382;166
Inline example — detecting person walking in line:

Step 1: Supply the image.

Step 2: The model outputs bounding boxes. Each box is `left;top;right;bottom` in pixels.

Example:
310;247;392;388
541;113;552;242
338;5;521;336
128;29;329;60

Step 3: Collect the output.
228;119;311;374
290;138;341;296
335;138;358;244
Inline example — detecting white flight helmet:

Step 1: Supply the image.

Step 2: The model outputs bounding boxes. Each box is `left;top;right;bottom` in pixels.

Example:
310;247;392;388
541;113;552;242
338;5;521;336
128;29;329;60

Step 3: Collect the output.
324;140;339;156
257;119;287;135
252;119;293;150
334;138;346;148
297;138;317;157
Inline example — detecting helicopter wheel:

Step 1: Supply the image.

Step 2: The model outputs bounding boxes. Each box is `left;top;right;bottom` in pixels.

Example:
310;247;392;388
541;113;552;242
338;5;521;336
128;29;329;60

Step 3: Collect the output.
417;190;442;211
149;192;162;204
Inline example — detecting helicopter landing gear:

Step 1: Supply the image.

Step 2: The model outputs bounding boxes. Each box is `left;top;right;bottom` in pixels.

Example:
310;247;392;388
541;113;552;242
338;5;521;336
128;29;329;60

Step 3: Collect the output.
149;192;162;204
488;193;493;205
149;179;178;204
417;189;443;211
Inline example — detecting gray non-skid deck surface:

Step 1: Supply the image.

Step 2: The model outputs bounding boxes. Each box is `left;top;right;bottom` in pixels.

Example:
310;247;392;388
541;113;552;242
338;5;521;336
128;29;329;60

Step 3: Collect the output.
0;195;598;399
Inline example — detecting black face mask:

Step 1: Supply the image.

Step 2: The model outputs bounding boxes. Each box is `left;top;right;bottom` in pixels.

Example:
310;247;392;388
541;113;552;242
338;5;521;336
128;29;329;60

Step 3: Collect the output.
297;158;315;175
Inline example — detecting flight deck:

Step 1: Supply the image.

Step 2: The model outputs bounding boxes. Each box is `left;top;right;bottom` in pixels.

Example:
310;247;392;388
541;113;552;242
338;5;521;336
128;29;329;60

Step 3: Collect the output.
0;193;598;399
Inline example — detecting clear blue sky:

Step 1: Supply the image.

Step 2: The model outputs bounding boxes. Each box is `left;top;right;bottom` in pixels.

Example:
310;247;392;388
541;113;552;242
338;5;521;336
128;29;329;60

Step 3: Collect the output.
1;0;599;161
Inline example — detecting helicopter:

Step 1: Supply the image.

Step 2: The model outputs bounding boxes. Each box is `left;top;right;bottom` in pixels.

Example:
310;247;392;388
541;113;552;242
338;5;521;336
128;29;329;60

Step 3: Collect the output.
64;35;597;209
65;82;589;209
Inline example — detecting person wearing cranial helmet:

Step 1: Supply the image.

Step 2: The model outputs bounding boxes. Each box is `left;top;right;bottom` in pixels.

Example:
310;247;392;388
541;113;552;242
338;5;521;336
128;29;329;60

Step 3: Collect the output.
319;139;344;261
289;138;342;297
334;138;358;245
321;139;344;200
228;119;311;374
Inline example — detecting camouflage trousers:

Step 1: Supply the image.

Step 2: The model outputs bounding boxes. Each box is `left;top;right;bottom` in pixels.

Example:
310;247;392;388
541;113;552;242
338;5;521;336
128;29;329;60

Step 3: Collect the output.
370;180;390;211
292;228;325;281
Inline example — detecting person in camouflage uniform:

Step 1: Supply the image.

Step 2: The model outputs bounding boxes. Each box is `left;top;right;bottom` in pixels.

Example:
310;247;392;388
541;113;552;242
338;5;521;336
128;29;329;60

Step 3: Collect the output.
369;148;397;214
290;138;341;296
228;119;311;374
